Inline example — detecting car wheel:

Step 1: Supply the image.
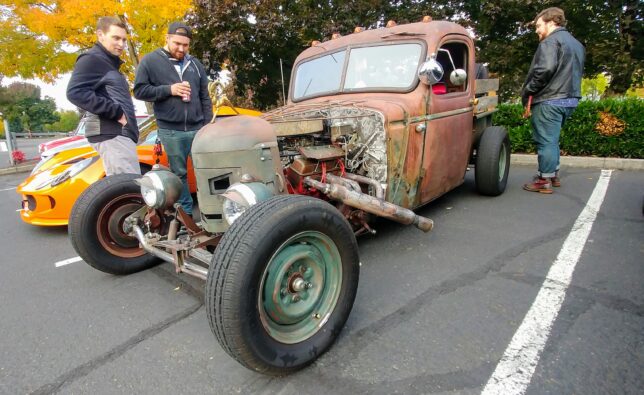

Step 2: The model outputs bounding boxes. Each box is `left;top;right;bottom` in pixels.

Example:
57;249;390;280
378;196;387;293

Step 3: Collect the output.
475;126;510;196
69;174;159;275
206;195;360;375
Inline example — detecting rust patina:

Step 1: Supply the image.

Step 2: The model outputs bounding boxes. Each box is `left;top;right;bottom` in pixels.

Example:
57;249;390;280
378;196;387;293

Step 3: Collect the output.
263;20;479;209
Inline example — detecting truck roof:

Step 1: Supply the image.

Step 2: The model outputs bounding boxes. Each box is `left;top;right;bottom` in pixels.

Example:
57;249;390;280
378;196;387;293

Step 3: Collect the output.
294;20;471;65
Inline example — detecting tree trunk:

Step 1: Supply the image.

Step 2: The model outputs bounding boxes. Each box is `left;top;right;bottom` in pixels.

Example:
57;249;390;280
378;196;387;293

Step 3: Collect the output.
119;14;154;115
605;1;639;96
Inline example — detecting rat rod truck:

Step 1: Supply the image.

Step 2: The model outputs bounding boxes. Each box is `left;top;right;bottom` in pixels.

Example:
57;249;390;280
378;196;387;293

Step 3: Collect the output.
69;19;508;375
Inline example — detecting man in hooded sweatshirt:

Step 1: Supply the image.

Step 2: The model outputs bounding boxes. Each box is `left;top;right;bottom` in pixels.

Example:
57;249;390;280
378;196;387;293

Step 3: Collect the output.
134;22;213;216
67;16;140;176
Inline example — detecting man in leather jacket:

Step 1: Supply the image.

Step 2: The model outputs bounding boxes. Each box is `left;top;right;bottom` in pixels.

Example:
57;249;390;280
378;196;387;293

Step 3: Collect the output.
521;7;585;194
67;17;140;176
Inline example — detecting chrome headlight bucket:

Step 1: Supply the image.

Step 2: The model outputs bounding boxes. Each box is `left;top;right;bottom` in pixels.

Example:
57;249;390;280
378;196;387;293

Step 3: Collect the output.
135;165;183;209
222;180;274;225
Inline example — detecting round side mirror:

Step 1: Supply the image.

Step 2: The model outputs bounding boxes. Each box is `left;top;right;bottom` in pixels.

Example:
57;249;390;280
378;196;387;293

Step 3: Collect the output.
418;59;444;86
449;69;467;86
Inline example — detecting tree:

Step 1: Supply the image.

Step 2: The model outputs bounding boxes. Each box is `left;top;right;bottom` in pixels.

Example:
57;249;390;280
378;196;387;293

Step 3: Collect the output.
192;0;418;110
45;110;80;132
0;82;59;132
464;0;643;100
581;74;609;100
0;1;192;83
198;0;643;107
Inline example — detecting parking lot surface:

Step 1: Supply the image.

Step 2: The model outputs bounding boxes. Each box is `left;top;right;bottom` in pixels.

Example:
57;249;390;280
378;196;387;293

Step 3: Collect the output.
1;166;642;394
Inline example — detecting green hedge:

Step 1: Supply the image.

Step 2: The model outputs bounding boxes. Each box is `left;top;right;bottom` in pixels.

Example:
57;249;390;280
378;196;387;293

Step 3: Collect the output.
493;98;644;158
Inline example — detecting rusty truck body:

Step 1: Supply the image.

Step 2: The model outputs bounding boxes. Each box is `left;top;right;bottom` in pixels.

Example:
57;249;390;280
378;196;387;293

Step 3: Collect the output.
69;18;508;375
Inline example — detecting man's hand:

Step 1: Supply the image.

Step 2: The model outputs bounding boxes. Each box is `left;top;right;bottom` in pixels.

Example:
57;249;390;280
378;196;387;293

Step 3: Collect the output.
170;81;191;97
522;95;533;119
522;107;531;119
118;114;127;126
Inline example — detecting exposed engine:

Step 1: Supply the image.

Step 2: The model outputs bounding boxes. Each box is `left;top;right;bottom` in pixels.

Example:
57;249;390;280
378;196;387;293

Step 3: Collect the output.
264;104;387;198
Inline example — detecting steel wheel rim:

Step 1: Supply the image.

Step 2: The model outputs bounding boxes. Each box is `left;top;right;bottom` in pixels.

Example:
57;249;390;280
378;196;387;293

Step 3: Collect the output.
498;143;507;182
258;231;342;344
96;193;146;258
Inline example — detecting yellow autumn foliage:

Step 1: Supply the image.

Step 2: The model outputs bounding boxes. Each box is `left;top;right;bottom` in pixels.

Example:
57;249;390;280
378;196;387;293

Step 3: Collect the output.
0;0;192;83
595;112;626;137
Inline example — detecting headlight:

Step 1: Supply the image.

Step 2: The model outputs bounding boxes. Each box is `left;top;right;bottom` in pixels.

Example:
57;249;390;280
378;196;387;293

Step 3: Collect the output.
37;156;98;189
135;166;182;209
222;197;247;225
221;181;274;225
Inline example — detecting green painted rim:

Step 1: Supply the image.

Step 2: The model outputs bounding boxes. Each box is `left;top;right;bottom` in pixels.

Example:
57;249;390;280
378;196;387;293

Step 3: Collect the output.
498;143;508;182
258;231;342;344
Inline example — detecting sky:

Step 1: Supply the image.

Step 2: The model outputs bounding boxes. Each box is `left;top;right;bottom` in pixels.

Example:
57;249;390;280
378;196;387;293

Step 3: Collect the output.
4;75;150;115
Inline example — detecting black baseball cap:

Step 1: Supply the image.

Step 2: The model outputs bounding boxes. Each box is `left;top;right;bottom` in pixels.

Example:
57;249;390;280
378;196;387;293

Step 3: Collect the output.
168;22;192;39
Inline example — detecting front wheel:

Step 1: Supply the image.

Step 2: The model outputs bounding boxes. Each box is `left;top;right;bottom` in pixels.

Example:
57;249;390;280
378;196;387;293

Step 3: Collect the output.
206;195;360;375
475;126;510;196
69;173;159;275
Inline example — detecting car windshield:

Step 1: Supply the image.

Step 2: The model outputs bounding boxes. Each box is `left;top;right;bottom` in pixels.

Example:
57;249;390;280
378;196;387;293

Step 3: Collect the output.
292;43;423;100
75;120;86;136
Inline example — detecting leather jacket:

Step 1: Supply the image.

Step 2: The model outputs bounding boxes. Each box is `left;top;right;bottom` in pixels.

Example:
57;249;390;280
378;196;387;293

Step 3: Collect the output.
521;27;585;106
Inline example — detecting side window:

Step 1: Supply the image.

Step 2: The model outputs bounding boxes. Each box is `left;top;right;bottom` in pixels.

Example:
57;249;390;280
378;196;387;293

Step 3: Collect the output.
433;42;468;95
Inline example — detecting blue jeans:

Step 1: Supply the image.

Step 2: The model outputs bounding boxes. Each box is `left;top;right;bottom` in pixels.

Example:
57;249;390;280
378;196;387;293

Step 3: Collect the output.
157;129;198;215
530;104;575;178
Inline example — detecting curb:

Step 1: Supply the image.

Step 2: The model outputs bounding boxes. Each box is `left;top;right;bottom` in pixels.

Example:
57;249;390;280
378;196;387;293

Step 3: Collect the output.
511;154;644;171
0;162;37;176
0;154;642;177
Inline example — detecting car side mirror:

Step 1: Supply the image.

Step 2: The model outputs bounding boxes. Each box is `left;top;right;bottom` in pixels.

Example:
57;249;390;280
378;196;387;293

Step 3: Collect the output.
418;58;444;86
449;69;467;86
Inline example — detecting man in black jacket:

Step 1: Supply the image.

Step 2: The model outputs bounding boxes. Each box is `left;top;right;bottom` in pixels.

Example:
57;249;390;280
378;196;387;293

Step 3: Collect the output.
134;22;213;216
521;7;585;194
67;16;140;176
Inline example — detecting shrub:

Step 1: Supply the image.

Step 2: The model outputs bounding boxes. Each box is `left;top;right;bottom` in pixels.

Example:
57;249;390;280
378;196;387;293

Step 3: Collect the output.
493;98;644;158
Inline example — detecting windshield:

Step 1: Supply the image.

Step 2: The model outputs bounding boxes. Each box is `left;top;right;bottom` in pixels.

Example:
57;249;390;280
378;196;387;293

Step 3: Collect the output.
292;43;423;100
293;51;346;99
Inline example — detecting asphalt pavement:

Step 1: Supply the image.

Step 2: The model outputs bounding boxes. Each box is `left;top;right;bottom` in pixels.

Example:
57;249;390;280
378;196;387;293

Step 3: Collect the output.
1;165;642;394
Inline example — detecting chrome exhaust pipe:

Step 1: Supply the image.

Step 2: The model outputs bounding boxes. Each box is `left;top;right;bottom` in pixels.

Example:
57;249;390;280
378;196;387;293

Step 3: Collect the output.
304;177;433;232
131;224;208;280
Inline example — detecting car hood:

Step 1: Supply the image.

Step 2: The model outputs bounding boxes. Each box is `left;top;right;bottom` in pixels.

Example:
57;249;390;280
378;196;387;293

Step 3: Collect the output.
264;93;424;124
30;146;97;176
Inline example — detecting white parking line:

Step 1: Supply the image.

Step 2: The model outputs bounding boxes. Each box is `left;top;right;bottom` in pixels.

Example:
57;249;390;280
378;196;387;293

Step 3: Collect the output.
482;169;612;395
55;256;83;268
0;186;17;192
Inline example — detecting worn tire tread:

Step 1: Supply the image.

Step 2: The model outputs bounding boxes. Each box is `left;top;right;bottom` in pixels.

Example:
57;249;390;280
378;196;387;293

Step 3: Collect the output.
475;126;510;196
69;174;158;275
206;195;358;375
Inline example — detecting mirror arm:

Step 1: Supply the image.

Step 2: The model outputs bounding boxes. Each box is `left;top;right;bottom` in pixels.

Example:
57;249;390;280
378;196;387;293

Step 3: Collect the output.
438;48;456;70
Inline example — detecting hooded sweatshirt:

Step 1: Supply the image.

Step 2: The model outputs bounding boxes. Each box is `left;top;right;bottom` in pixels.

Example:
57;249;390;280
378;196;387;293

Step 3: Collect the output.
134;48;213;131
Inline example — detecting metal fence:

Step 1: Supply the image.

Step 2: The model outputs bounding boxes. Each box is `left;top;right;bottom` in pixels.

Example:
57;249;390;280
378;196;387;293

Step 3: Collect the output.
13;132;68;138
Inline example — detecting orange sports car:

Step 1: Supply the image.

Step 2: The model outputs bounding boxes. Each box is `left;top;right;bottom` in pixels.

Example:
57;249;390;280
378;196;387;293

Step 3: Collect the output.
17;106;261;226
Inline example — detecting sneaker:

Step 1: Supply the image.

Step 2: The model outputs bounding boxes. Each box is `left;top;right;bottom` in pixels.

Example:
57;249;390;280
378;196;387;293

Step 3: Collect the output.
551;172;561;187
523;177;553;194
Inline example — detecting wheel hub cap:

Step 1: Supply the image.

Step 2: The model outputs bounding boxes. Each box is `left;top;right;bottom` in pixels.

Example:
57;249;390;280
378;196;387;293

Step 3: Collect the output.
259;231;342;344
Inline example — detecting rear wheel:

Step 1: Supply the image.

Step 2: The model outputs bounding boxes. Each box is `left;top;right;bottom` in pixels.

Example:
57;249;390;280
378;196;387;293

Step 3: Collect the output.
475;126;510;196
206;195;360;375
69;173;159;275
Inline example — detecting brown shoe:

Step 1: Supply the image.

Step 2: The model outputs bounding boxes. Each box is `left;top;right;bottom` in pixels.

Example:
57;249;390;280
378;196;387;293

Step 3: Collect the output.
551;176;561;187
523;177;553;194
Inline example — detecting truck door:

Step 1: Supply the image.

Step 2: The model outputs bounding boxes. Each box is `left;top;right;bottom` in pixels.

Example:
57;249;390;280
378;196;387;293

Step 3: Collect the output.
417;38;474;205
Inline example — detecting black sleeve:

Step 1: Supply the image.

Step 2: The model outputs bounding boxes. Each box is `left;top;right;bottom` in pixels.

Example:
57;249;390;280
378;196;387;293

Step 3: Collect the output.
197;61;213;124
66;55;123;120
522;41;558;101
133;58;172;102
